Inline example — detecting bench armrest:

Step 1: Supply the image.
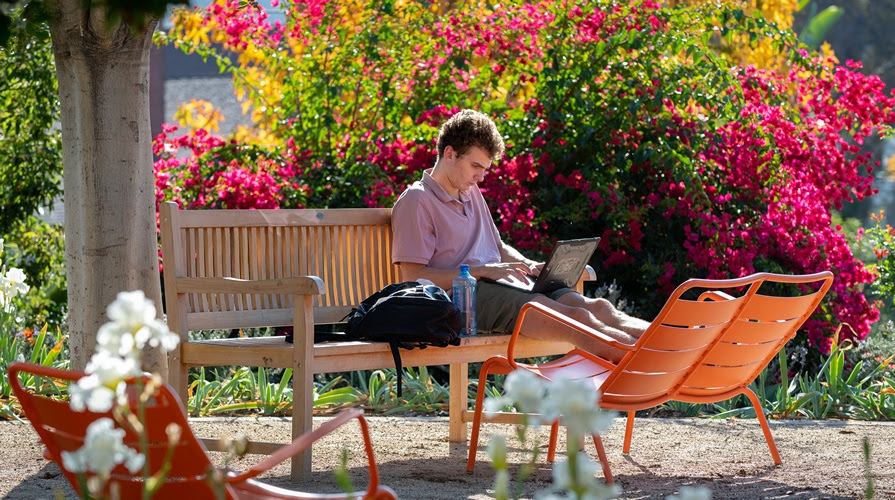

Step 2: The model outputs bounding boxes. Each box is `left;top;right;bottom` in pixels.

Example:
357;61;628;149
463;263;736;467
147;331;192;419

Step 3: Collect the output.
583;264;596;282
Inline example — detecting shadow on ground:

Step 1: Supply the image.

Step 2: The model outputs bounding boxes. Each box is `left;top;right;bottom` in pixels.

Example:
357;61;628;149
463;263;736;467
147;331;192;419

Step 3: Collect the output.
2;417;892;499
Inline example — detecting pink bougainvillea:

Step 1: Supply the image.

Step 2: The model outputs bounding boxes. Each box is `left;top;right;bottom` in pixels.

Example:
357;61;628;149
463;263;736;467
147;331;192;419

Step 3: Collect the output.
156;0;895;360
153;125;311;211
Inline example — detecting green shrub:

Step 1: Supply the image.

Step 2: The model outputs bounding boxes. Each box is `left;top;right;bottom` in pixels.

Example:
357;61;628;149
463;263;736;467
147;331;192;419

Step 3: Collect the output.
156;1;895;367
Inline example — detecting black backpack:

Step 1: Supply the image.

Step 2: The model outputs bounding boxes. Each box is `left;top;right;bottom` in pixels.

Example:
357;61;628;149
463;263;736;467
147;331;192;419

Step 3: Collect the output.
316;281;462;396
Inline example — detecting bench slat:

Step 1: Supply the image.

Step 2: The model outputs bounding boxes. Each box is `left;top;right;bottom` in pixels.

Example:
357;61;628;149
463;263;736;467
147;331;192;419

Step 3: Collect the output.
180;335;574;374
171;207;393;228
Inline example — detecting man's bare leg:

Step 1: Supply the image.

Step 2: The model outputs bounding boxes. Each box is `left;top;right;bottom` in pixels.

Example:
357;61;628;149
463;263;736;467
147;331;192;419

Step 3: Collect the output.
555;292;650;338
516;294;650;363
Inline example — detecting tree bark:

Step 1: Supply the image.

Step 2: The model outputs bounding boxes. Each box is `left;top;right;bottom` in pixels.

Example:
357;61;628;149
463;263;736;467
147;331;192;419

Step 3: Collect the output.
47;1;166;375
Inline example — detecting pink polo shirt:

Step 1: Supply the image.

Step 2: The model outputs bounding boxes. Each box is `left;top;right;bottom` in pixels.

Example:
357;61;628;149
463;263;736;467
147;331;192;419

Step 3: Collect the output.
391;170;502;270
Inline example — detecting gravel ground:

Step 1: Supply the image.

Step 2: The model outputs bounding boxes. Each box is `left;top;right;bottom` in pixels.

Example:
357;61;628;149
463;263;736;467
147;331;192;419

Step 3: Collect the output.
2;415;894;499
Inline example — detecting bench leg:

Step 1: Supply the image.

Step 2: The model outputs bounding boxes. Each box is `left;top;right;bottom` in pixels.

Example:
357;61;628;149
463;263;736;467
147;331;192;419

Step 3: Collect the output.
449;362;469;443
291;296;315;481
291;398;312;481
167;347;189;406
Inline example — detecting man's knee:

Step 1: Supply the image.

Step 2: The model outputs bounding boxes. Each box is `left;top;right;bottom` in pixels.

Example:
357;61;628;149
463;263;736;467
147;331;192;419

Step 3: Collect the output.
565;305;595;326
555;290;614;310
533;296;592;325
588;297;616;316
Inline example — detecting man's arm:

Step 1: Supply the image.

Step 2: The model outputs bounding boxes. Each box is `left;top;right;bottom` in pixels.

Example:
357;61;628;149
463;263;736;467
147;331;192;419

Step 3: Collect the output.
499;241;541;270
397;262;462;291
398;247;538;291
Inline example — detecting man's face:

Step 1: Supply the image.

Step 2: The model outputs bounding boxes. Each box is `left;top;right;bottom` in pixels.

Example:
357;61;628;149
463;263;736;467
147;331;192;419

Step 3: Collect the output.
445;145;491;194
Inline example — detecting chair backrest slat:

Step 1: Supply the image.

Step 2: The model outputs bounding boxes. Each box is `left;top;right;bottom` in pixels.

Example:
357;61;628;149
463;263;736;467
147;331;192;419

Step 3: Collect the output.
705;317;799;345
682;363;766;391
740;292;823;322
659;295;747;328
621;345;716;374
699;341;782;365
602;370;692;403
635;321;729;351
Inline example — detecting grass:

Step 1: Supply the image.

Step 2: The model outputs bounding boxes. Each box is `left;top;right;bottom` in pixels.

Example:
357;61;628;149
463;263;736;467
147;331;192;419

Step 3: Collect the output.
2;322;893;424
0;323;67;419
659;342;895;421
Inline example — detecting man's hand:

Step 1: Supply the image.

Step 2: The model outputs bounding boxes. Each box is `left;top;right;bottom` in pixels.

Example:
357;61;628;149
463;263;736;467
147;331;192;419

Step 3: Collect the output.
498;241;543;279
473;262;539;283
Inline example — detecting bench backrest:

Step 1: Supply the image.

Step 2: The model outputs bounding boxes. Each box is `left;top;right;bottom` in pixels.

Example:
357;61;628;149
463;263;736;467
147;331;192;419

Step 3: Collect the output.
159;202;400;334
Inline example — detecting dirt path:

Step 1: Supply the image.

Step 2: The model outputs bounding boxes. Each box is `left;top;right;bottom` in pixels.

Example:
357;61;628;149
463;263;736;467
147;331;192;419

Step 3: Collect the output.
2;415;893;499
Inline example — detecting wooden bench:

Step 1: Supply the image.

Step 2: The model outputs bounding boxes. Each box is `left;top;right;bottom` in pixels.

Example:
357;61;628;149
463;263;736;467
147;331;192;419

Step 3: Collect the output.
158;201;585;480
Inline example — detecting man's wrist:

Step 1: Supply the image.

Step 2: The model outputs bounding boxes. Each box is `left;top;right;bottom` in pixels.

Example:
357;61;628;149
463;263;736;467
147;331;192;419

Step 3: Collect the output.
467;266;482;280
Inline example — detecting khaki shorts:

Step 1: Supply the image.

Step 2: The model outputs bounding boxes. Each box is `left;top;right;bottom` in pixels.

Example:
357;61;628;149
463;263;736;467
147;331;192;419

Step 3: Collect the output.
475;281;576;334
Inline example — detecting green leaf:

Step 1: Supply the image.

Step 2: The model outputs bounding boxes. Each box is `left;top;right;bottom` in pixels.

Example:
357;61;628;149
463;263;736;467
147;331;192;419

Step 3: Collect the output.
798;6;844;50
314;386;362;406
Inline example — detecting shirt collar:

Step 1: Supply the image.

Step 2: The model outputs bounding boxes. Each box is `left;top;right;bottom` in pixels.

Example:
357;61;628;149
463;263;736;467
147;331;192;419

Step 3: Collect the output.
422;169;471;204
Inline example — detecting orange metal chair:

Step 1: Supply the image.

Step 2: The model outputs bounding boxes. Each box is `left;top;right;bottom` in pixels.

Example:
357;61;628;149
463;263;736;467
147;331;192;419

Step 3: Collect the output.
466;271;833;482
8;362;397;500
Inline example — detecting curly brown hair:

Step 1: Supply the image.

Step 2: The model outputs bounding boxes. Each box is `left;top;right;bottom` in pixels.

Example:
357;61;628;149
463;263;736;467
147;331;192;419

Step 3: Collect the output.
436;109;505;162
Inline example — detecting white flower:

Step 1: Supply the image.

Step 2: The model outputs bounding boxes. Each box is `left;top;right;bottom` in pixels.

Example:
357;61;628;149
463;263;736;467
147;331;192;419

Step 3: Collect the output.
491;371;623;500
503;370;547;415
487;435;508;470
484;370;549;426
221;432;248;459
96;290;178;357
106;290;158;327
0;267;29;306
4;268;29;296
543;377;613;437
136;317;179;351
551;452;599;491
483;394;511;416
667;486;712;500
60;418;144;476
493;469;510;500
96;321;138;358
68;373;117;413
69;352;140;412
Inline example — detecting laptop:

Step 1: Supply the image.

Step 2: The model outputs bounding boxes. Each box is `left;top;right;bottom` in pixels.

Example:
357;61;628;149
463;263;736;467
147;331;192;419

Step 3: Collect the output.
486;237;600;294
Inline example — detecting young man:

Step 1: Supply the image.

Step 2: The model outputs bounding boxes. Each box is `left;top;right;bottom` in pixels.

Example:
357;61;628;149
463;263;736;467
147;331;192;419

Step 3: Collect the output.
391;109;648;362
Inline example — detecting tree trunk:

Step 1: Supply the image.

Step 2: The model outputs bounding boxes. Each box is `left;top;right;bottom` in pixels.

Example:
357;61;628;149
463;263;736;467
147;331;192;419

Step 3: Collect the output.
47;2;166;375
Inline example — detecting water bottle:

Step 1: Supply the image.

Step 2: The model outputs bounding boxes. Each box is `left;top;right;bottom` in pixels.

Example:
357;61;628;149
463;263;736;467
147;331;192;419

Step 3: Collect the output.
452;264;477;336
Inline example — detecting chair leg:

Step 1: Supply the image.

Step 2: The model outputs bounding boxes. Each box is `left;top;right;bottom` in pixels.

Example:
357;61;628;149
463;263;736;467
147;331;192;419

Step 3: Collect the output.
467;358;510;472
546;420;559;463
591;434;614;485
744;388;782;465
622;410;636;453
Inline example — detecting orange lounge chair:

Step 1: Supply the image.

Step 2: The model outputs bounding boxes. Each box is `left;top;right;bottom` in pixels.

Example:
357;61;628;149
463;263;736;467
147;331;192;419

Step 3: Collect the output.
466;271;833;482
8;362;397;499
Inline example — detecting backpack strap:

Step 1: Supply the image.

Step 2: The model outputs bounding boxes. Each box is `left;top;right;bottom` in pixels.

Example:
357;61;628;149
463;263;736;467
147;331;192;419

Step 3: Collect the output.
387;339;404;397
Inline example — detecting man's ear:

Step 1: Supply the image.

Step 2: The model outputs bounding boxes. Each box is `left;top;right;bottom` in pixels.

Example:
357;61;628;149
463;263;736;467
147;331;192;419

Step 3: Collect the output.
444;145;456;160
